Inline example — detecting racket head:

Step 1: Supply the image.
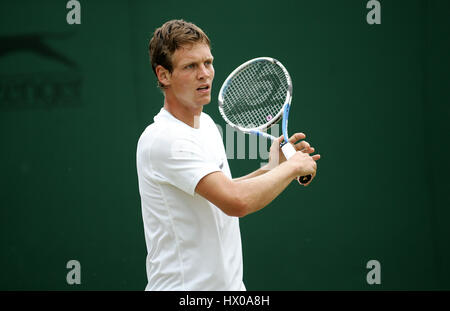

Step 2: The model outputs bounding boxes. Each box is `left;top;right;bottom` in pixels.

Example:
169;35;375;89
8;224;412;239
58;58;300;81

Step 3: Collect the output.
218;57;293;134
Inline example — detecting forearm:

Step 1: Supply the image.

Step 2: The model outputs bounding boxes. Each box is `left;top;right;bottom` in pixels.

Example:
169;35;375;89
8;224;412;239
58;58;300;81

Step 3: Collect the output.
232;164;270;182
196;137;319;218
233;161;295;216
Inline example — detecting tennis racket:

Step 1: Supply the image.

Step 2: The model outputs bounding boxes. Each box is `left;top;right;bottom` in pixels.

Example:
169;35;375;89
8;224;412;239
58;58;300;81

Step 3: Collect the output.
218;57;312;185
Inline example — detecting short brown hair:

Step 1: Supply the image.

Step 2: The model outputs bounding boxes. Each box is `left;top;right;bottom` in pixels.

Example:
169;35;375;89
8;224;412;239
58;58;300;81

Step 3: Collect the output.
149;19;211;88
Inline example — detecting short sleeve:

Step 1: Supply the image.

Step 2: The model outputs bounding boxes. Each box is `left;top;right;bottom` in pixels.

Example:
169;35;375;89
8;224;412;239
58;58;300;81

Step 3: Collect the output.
150;135;221;196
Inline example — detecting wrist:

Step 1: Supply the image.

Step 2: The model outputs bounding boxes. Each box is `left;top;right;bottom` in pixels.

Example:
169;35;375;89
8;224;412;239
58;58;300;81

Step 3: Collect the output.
279;160;298;180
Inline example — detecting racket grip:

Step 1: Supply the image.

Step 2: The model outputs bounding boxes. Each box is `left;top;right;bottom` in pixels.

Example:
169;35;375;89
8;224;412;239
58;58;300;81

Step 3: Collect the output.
281;143;312;185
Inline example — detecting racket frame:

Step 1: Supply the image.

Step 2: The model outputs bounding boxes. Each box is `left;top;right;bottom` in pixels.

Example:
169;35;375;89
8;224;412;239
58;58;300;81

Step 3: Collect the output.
218;57;292;141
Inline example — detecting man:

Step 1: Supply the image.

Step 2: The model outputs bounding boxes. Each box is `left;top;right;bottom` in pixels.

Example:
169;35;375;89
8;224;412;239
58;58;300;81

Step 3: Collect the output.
136;19;320;291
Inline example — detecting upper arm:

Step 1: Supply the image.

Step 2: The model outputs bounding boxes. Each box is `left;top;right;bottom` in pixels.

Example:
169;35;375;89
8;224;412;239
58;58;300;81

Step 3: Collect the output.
148;131;223;196
195;171;246;217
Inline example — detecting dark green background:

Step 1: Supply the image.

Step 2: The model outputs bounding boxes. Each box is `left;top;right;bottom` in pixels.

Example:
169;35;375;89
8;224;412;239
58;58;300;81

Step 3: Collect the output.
0;0;449;290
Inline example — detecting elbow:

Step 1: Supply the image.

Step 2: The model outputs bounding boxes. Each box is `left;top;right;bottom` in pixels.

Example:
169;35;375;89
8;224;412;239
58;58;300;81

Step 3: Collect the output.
224;201;248;218
231;199;249;218
224;188;250;218
197;173;252;217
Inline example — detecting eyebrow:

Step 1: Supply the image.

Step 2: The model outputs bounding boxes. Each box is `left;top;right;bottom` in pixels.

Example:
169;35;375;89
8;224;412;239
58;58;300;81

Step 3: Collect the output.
179;56;214;67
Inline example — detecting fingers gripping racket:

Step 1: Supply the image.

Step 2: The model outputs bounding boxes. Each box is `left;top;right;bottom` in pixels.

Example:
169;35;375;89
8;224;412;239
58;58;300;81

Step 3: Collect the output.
218;57;312;185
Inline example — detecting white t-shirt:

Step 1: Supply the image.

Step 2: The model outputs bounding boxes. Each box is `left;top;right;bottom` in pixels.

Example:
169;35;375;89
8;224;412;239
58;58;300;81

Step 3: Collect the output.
136;107;245;291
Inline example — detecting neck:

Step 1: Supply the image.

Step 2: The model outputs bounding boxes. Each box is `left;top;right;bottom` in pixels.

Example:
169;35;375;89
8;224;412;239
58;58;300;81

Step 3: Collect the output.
163;93;202;129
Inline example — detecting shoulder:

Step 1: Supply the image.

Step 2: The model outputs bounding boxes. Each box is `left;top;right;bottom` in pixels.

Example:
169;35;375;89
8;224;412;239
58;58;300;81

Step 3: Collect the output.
200;112;221;132
137;123;160;150
138;123;202;168
201;111;215;124
138;110;186;147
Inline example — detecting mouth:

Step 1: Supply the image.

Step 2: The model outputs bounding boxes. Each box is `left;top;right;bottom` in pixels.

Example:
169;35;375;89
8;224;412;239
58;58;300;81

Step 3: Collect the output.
196;84;210;93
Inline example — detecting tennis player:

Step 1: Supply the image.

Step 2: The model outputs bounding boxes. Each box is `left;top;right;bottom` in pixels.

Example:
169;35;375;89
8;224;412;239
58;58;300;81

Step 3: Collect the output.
136;19;320;291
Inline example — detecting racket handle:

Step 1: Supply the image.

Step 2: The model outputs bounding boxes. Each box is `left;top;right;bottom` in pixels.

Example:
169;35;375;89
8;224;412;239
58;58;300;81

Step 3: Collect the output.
281;143;312;185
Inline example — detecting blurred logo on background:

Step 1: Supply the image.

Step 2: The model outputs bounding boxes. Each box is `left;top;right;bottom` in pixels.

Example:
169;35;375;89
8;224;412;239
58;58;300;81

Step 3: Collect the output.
0;32;82;110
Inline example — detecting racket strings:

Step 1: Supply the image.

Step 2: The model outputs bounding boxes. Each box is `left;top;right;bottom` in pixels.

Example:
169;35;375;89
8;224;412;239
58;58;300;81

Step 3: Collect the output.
221;60;288;129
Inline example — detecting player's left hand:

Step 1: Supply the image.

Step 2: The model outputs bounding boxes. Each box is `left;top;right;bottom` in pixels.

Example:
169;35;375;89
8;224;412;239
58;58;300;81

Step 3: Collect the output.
267;133;316;169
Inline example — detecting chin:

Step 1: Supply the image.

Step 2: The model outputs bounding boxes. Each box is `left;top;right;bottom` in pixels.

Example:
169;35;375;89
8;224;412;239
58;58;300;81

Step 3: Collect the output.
198;96;211;106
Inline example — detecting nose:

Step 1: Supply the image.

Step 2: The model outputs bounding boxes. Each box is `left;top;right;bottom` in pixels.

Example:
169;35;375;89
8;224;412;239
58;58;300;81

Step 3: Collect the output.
197;64;211;80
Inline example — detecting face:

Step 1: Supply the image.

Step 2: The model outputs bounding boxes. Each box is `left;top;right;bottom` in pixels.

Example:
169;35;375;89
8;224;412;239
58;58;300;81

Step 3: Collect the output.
162;43;214;110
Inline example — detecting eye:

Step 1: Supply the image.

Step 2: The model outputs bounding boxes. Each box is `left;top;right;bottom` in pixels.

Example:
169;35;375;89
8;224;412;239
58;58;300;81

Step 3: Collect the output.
185;64;195;69
205;60;213;66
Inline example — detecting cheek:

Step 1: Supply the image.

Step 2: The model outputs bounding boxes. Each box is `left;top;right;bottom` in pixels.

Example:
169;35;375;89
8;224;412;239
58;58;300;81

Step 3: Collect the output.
172;73;190;89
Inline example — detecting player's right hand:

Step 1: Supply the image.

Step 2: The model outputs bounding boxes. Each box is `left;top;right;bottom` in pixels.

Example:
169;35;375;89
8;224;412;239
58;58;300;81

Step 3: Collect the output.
287;148;320;185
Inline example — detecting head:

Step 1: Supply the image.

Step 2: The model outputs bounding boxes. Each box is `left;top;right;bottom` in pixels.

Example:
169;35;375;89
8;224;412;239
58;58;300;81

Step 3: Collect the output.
149;20;214;112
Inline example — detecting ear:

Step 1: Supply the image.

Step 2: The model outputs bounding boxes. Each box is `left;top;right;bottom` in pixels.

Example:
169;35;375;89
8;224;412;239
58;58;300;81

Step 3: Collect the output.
155;65;171;87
